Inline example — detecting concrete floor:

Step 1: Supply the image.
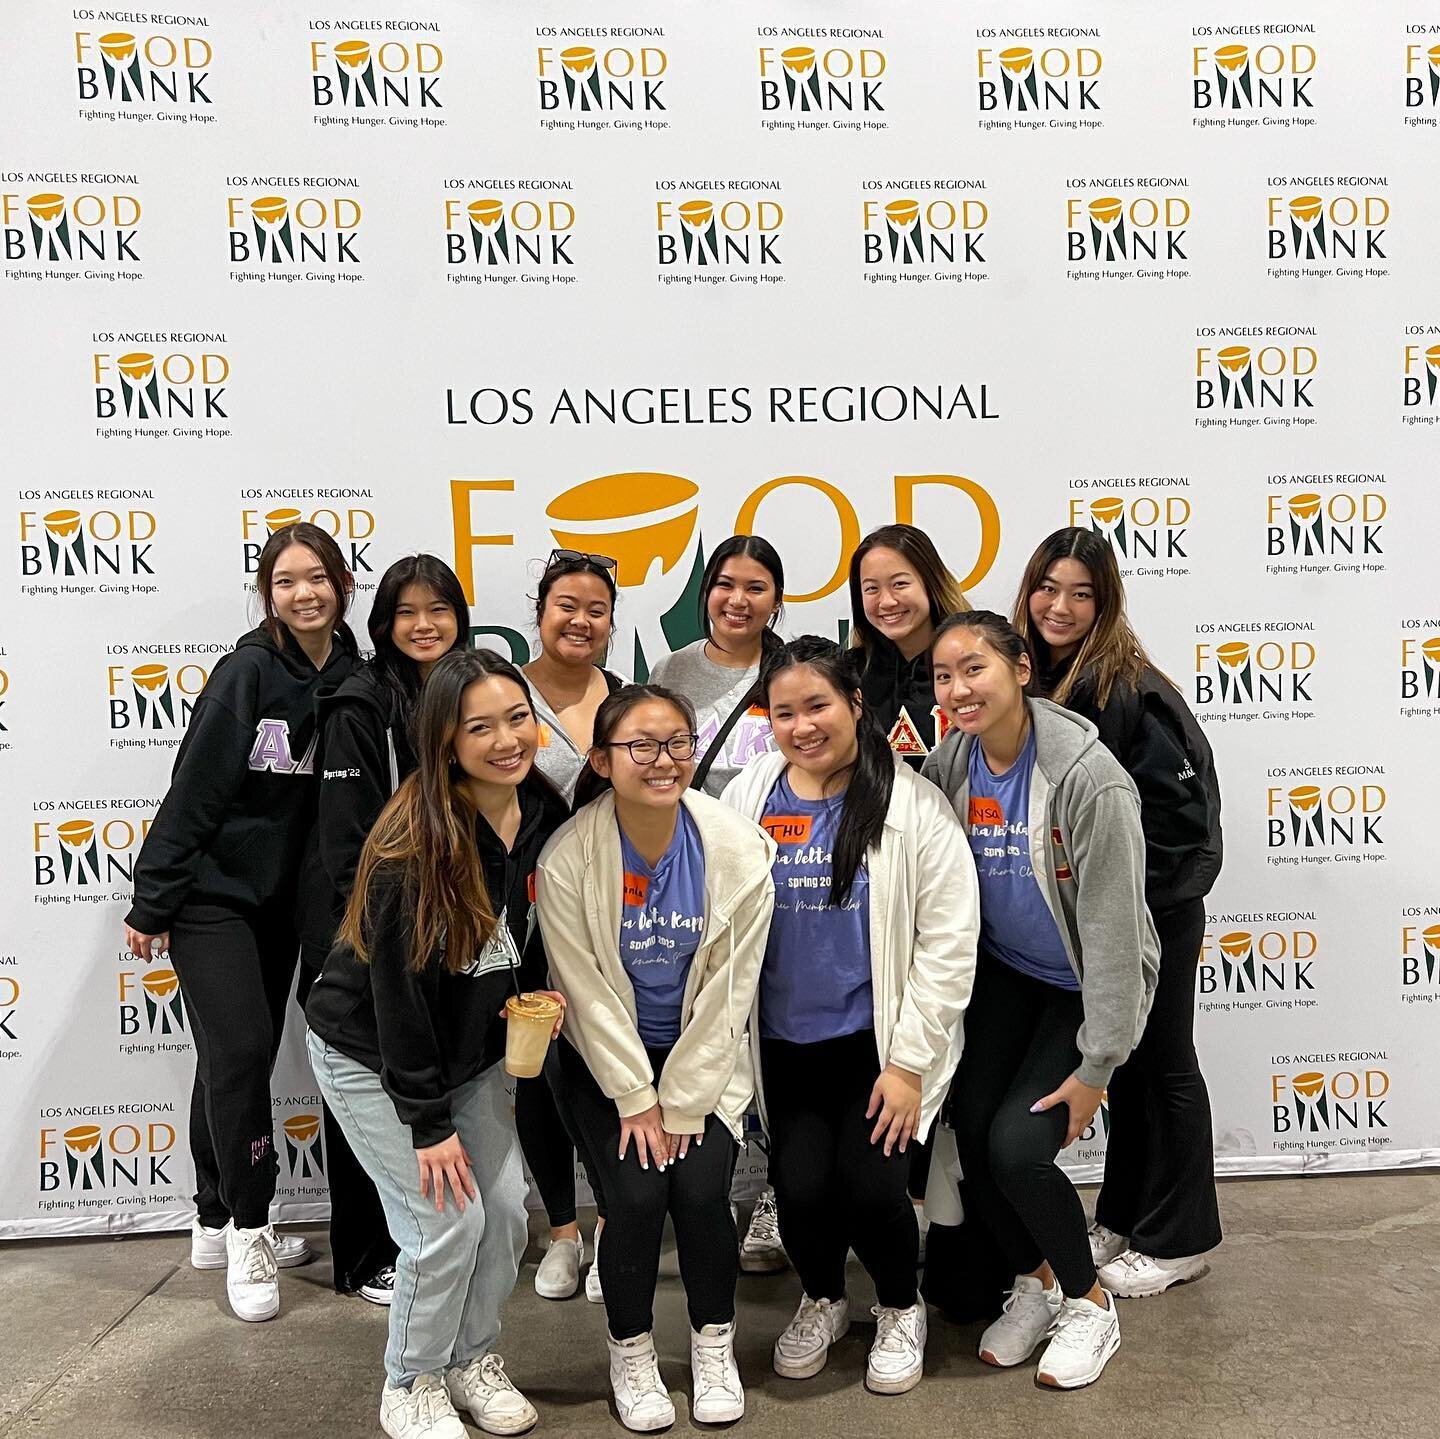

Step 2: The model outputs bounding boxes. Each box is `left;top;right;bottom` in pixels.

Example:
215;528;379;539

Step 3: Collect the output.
3;1175;1437;1439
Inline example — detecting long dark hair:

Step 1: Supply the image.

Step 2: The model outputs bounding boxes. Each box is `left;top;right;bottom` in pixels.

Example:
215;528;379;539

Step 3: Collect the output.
573;684;698;810
847;523;968;654
700;534;785;658
340;649;535;973
369;554;470;716
759;636;894;907
932;608;1034;679
254;522;355;651
1011;527;1157;709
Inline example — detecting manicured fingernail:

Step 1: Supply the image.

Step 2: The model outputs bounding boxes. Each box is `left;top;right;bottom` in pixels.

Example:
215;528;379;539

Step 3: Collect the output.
1029;1102;1044;1113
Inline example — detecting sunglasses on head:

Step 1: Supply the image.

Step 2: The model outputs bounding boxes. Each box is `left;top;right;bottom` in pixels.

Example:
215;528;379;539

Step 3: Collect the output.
548;548;618;575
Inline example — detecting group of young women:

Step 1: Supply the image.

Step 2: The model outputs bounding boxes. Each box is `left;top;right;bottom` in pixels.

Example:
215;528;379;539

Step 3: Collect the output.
122;516;1222;1438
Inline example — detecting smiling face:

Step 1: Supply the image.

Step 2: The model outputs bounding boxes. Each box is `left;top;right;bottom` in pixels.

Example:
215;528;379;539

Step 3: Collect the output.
859;546;932;658
268;542;342;640
392;581;460;674
1027;558;1096;662
931;628;1030;740
589;698;696;810
766;664;861;781
706;555;780;651
452;675;537;791
539;570;613;667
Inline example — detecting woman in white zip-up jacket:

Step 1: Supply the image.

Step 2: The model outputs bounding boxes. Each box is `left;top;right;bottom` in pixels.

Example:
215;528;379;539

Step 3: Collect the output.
535;682;775;1433
722;636;978;1398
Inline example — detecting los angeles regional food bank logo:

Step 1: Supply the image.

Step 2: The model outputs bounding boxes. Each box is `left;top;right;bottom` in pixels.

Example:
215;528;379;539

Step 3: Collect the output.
1263;479;1386;576
536;27;670;129
975;29;1103;128
1194;328;1318;428
1191;30;1317;127
862;184;989;286
444;182;578;286
309;22;445;125
32;801;156;897
226;180;366;283
74;25;214;114
1199;913;1319;1011
1;181;143;277
757;29;888;129
1404;35;1440;119
655;183;784;283
1264;767;1386;866
92;333;232;440
1067;483;1192;576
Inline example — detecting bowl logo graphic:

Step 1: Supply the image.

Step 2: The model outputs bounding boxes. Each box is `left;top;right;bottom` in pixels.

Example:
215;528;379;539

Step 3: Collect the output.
281;1112;325;1179
139;968;185;1034
63;1124;106;1188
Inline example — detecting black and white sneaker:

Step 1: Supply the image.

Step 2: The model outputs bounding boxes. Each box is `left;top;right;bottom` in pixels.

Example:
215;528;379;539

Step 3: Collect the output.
359;1265;397;1306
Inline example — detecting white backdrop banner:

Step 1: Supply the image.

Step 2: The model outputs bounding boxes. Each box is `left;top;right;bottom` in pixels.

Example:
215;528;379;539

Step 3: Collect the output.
2;0;1438;1236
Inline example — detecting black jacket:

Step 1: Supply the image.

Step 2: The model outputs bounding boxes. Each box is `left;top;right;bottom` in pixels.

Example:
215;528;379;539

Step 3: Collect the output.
298;666;419;956
859;637;945;770
304;773;569;1147
126;625;359;933
1037;656;1223;910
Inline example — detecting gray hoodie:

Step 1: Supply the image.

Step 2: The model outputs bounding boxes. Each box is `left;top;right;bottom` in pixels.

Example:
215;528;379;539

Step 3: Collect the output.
921;697;1159;1090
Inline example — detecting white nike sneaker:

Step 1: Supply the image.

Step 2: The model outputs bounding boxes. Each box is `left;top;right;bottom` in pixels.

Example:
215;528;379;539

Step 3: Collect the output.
866;1301;926;1395
191;1218;310;1271
380;1374;467;1439
1098;1248;1210;1298
690;1322;745;1423
978;1275;1063;1367
607;1331;675;1432
445;1354;538;1435
535;1234;584;1300
224;1224;279;1323
772;1294;850;1379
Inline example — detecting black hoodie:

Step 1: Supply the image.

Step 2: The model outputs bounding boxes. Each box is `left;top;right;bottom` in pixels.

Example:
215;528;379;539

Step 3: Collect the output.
126;625;359;934
304;772;570;1147
859;636;947;770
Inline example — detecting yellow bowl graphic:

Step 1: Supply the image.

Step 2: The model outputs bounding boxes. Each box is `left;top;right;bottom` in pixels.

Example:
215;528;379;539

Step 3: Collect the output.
1429;45;1440;69
1425;345;1440;372
283;1113;322;1144
1089;496;1124;525
999;47;1033;74
65;1124;102;1153
1214;44;1248;71
131;663;168;692
44;509;82;539
1287;785;1321;813
1422;638;1440;666
467;199;504;227
885;199;919;228
1286;493;1321;521
1215;641;1250;669
1217;345;1251;374
250;196;288;225
1288;195;1323;225
1423;924;1440;950
99;32;136;62
1291;1071;1325;1099
1088;197;1123;225
265;507;303;532
1217;932;1252;958
117;352;154;383
677;200;713;228
546;473;699;588
142;969;179;998
560;46;595;74
57;819;95;849
781;46;816;75
334;40;370;69
27;193;65;223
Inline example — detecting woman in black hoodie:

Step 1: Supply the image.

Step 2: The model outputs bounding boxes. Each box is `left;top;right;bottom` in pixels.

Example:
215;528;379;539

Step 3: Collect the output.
298;554;471;1305
123;522;359;1324
306;648;569;1439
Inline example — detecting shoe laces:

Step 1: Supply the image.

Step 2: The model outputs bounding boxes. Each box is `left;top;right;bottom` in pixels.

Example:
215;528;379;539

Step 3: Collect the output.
998;1281;1050;1321
409;1376;453;1428
747;1191;780;1246
476;1354;516;1395
620;1345;665;1397
693;1336;736;1393
785;1297;831;1347
371;1265;397;1287
236;1231;277;1284
871;1304;920;1357
1112;1249;1147;1272
1054;1299;1106;1345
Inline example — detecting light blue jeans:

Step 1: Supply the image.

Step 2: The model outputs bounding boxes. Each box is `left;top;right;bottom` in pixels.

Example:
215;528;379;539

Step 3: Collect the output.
308;1032;528;1387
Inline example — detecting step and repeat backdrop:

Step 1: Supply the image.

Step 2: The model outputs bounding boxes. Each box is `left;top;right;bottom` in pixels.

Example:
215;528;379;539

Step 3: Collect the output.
2;0;1438;1236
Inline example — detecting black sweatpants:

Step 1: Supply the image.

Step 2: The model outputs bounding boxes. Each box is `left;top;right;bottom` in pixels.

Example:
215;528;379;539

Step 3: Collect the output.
561;1038;737;1340
761;1028;918;1309
1095;899;1222;1258
169;902;298;1231
515;1042;607;1226
296;954;399;1289
950;954;1094;1299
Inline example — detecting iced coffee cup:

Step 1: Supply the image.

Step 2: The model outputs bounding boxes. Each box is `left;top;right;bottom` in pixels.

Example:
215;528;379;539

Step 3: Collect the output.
504;992;561;1078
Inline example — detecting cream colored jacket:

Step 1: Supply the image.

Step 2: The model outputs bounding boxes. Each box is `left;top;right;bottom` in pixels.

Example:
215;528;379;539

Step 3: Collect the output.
535;788;776;1138
723;752;979;1142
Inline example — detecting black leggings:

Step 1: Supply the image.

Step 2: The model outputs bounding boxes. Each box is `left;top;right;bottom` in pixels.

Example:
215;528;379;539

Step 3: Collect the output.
950;954;1094;1299
169;902;297;1231
762;1029;918;1309
561;1039;737;1340
1095;899;1222;1257
515;1043;608;1226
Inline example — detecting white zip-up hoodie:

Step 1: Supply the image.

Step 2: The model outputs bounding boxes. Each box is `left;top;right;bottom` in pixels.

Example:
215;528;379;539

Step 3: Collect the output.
723;751;979;1143
535;788;776;1138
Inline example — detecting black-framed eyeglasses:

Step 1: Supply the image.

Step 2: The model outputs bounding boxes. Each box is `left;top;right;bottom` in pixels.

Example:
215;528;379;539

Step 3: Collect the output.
549;547;618;575
605;734;699;764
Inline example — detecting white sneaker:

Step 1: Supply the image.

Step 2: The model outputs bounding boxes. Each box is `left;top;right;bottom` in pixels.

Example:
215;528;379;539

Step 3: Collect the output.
535;1234;584;1300
1098;1249;1210;1298
191;1218;310;1271
607;1331;675;1432
978;1275;1063;1367
772;1294;850;1379
360;1265;397;1306
1036;1294;1121;1389
739;1188;787;1273
1087;1221;1128;1268
866;1301;926;1394
445;1354;538;1436
585;1226;605;1304
380;1374;466;1439
224;1224;279;1323
690;1323;745;1423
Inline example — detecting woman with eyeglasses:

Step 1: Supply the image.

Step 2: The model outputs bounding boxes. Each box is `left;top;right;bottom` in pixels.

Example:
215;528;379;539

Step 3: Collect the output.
536;684;776;1430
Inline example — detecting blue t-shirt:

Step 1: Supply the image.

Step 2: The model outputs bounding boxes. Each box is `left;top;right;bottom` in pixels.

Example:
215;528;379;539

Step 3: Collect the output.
758;772;874;1044
966;729;1078;991
618;807;707;1046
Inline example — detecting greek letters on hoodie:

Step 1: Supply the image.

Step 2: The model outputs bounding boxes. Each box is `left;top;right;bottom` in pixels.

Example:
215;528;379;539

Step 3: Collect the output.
859;638;950;769
126;625;359;933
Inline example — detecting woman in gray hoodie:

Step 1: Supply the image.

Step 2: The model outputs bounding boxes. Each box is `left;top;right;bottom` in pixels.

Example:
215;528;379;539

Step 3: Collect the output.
921;610;1158;1393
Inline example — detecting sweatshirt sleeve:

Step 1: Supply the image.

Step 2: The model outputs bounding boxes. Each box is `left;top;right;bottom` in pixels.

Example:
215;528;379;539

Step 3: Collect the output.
886;785;979;1082
125;660;256;934
317;702;394;908
1068;780;1154;1090
535;847;660;1120
364;876;455;1148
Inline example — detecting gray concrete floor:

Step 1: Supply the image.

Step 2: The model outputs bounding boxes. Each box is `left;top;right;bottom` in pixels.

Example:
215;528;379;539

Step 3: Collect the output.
3;1175;1437;1439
